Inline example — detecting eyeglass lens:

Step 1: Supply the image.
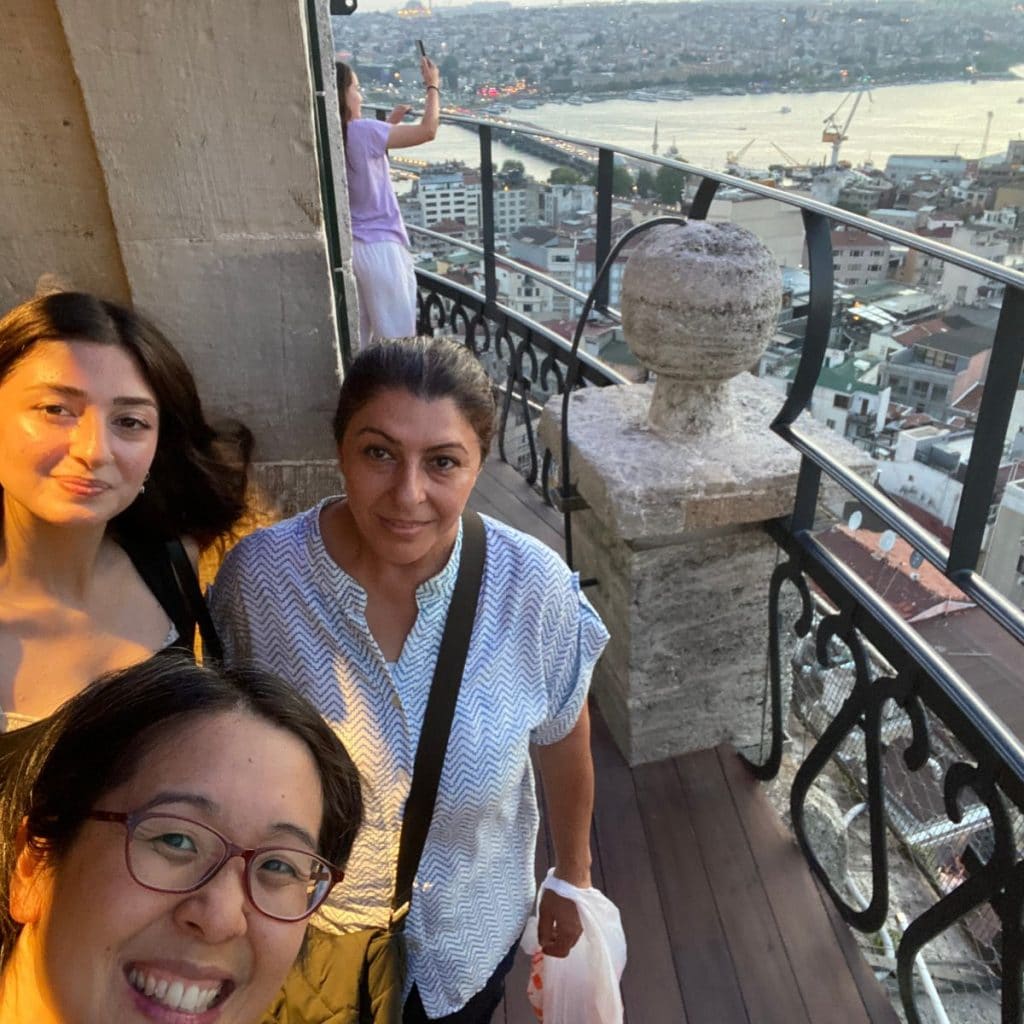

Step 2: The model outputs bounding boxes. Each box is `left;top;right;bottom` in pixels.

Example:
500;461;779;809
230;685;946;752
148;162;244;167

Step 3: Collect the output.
127;815;333;920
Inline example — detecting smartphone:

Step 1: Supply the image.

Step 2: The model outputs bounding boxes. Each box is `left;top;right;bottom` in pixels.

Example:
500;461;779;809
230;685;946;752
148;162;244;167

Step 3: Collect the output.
416;39;427;58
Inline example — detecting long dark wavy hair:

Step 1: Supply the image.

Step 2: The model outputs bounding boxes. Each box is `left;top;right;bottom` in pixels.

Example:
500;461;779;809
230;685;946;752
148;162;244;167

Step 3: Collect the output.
0;291;252;546
331;336;496;463
337;61;355;158
0;656;363;967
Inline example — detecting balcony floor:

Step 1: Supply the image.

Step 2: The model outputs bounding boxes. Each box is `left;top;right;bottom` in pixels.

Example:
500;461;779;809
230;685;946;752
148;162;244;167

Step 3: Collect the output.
475;455;898;1023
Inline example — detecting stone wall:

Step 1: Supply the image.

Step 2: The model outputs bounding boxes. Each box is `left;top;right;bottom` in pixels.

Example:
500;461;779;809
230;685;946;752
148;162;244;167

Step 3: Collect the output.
2;0;357;500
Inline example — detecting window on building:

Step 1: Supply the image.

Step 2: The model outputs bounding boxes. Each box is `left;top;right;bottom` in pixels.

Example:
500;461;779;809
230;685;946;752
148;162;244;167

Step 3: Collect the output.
932;385;948;403
850;249;864;257
868;264;882;272
912;380;929;396
833;394;851;409
826;418;837;429
1017;552;1024;575
942;353;958;371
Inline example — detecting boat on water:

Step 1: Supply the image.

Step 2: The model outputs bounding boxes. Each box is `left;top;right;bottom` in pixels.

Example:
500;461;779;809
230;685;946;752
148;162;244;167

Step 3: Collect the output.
780;105;792;114
627;90;659;102
566;97;584;106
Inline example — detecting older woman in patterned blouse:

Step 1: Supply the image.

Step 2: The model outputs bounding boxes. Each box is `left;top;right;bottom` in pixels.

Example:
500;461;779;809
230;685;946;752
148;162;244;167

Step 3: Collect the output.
210;337;608;1023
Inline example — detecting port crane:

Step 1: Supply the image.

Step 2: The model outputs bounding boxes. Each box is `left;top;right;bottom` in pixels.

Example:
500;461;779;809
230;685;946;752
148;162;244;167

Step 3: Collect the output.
769;141;804;168
726;137;757;171
821;81;872;169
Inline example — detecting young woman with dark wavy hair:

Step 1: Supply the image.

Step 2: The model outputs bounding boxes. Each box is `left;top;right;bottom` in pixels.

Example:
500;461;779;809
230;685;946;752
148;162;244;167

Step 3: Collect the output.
0;290;252;730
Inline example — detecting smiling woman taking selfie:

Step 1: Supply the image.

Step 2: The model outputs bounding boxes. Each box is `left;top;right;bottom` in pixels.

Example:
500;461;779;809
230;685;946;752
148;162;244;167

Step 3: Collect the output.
0;656;363;1024
211;337;609;1023
0;290;252;730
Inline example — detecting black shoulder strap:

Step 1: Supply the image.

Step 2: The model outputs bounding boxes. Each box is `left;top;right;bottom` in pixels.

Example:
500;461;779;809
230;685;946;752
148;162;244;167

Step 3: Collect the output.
166;539;224;663
391;510;486;921
119;534;195;655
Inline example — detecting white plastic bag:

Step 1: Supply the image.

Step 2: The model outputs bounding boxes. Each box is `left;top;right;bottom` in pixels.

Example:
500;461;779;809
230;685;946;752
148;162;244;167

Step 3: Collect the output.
519;868;627;1024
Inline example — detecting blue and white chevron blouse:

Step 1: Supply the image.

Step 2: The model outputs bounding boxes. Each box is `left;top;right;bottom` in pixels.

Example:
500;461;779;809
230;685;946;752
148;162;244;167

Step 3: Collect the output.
209;500;609;1017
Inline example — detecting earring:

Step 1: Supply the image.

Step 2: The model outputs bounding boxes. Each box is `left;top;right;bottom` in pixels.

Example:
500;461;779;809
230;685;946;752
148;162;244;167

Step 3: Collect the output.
140;472;150;495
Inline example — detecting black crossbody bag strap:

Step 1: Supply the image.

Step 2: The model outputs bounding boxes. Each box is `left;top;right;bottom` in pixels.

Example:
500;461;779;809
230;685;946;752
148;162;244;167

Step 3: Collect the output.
119;533;195;653
391;510;486;922
166;539;225;663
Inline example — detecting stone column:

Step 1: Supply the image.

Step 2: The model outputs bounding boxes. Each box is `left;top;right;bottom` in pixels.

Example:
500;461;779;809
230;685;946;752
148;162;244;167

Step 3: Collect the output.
3;0;351;514
540;222;824;765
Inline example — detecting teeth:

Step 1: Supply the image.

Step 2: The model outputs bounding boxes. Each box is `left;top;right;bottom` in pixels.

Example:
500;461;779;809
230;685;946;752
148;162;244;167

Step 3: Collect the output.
181;985;200;1012
128;969;222;1014
166;982;185;1010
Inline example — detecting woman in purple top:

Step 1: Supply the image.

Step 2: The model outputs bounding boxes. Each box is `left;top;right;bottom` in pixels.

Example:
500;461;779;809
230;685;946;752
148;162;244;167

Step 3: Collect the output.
339;58;440;349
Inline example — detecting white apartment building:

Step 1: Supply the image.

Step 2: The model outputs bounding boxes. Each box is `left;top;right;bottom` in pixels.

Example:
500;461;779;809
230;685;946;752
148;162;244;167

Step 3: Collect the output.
508;227;576;317
414;170;481;230
538;183;597;229
982;477;1024;612
939;222;1010;307
409;170;541;239
474;263;558;319
831;228;891;288
706;193;805;267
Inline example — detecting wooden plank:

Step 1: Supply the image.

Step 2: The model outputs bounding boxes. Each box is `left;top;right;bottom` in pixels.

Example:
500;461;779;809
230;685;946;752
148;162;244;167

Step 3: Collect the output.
482;455;565;536
634;757;747;1023
817;880;902;1024
716;747;873;1024
466;484;506;523
674;747;810;1024
590;711;685;1024
473;461;564;554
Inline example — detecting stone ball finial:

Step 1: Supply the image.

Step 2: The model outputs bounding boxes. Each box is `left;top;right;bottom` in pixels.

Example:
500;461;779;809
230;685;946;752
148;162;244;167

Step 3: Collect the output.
621;221;782;436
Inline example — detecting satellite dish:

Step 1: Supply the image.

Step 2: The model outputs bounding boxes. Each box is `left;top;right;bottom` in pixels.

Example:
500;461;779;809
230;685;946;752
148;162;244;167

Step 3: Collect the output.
879;530;897;552
848;510;863;530
909;550;924;569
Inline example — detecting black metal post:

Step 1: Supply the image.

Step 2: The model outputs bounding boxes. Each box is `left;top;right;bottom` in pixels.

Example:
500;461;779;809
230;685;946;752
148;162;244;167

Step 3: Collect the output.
594;148;613;313
773;209;834;428
689;176;719;220
948;284;1024;577
479;124;497;313
305;0;352;372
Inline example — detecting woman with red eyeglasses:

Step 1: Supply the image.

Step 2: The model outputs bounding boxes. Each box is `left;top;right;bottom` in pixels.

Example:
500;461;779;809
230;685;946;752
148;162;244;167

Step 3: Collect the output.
0;656;362;1024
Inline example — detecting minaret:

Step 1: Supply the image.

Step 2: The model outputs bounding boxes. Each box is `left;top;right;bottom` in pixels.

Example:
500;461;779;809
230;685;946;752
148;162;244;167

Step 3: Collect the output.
652;119;659;156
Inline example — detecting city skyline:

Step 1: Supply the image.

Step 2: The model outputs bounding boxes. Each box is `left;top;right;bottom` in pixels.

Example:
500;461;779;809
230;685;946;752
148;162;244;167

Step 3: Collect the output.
350;0;675;11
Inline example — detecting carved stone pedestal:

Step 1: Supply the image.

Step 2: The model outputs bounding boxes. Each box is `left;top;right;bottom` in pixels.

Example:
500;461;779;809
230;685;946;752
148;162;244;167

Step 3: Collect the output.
541;222;806;764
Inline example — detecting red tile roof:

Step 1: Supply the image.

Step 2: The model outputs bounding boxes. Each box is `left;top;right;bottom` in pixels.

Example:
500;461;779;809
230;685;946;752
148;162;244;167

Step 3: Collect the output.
820;525;968;620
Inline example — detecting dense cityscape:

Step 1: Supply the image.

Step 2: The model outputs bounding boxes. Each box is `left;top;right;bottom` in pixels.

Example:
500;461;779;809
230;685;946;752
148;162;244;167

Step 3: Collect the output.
337;0;1024;102
333;0;1024;622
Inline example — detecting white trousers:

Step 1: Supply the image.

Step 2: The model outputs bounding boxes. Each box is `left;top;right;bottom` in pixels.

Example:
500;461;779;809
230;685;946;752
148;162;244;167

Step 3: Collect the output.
352;239;417;351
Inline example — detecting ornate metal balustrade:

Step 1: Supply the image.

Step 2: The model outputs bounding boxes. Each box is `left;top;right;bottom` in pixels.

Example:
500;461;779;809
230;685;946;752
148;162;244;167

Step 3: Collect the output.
396;110;1024;1022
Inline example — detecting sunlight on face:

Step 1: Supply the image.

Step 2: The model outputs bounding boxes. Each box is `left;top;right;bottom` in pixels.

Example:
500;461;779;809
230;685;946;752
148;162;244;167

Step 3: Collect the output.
6;711;324;1024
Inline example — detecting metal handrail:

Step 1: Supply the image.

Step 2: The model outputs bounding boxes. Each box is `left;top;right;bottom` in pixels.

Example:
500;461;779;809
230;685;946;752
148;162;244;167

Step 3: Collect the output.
385;105;1024;290
408;224;612;313
358;87;1024;1024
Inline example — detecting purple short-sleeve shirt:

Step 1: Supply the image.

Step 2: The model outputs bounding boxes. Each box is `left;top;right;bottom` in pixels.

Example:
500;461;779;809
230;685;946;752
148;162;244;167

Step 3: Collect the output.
346;118;409;247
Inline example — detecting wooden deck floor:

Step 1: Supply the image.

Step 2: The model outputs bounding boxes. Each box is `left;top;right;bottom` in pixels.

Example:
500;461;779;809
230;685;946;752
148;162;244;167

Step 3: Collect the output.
474;456;898;1024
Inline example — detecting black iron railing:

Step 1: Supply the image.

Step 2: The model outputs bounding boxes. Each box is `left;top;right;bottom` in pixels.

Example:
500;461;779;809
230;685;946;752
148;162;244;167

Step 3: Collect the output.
389;109;1024;1022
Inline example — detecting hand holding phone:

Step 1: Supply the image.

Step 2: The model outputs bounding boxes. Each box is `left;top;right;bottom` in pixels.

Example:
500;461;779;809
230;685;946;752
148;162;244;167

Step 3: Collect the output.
416;39;427;58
